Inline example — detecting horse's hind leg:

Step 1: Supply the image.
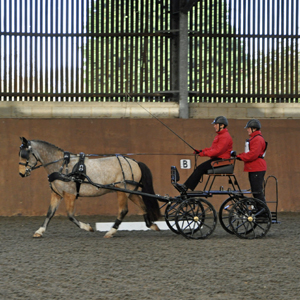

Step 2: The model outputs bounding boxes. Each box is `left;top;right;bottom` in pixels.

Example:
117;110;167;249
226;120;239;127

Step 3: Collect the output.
104;191;129;238
64;192;94;232
33;192;62;238
129;194;160;231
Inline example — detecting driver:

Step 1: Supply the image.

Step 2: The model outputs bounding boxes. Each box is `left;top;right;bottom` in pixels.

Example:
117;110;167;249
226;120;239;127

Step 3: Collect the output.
177;116;233;192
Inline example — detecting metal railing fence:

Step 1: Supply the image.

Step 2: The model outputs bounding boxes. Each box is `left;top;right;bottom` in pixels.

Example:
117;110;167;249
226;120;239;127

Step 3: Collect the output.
0;0;299;103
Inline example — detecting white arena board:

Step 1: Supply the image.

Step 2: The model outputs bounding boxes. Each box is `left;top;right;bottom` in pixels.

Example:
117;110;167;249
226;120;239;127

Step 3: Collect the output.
95;221;170;231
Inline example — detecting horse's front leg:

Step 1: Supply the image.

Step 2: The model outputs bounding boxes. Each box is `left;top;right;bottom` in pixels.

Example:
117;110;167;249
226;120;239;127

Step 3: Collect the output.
64;192;94;232
104;191;129;238
33;192;62;238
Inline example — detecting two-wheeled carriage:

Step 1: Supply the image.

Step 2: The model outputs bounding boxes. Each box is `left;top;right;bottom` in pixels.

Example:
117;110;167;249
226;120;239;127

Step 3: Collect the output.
162;156;280;239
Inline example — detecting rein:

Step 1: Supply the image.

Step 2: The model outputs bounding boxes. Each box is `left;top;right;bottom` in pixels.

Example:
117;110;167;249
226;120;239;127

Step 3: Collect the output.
85;153;195;157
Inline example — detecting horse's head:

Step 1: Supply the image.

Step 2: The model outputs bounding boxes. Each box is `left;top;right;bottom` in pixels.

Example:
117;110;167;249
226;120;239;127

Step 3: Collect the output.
19;137;39;177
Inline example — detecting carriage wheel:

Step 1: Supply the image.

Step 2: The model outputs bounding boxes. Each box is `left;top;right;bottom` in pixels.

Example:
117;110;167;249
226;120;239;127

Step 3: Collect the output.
164;201;182;234
175;198;217;239
219;196;242;235
229;198;272;239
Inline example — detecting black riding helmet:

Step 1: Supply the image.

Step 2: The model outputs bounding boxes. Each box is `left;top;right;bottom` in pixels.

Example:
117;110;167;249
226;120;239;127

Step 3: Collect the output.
245;119;261;130
212;116;228;127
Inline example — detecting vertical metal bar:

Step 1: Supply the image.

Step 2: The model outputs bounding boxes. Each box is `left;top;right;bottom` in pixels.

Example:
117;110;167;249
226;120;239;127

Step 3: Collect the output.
218;0;222;103
95;0;99;100
45;0;49;101
75;0;79;101
65;0;69;101
271;0;275;102
80;0;85;100
252;0;256;102
295;0;299;97
13;0;17;100
115;1;119;100
19;0;23;100
285;0;290;102
100;0;104;96
49;0;53;101
203;0;207;102
55;0;59;101
276;0;280;102
34;0;39;100
159;3;165;99
90;0;94;101
149;0;153;100
8;0;12;100
104;0;109;98
208;0;212;101
130;1;134;97
257;0;261;102
242;0;246;102
261;0;265;102
223;0;227;103
4;0;7;100
39;0;43;101
290;0;294;101
59;0;63;101
85;0;89;101
229;0;237;103
228;0;232;102
281;0;285;102
189;3;193;101
266;0;270;101
237;0;241;101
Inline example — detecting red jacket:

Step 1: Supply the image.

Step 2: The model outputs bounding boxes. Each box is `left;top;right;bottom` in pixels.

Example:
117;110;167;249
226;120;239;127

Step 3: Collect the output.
199;128;233;159
237;130;267;172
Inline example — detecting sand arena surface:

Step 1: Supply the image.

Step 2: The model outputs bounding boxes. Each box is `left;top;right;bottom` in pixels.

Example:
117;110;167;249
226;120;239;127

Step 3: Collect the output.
1;213;299;300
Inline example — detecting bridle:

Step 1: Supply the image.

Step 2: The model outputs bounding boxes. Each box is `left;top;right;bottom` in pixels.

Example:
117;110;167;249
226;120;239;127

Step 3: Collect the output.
19;141;64;177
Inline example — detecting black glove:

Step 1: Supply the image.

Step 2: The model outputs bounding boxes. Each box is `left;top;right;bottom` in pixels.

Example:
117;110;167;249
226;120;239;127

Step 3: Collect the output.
230;151;236;157
193;149;202;154
236;157;242;161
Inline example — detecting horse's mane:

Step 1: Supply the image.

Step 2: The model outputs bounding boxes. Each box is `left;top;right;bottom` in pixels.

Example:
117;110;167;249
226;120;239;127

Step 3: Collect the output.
31;140;65;153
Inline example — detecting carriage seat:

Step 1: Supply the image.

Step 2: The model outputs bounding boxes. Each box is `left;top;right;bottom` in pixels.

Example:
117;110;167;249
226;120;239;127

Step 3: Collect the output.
206;158;235;175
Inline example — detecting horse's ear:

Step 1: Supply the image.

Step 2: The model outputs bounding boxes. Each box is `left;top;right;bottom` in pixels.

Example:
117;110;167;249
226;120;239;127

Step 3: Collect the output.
20;137;28;147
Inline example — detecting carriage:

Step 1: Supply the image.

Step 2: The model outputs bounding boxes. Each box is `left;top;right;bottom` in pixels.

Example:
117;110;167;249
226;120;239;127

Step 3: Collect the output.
19;137;279;240
162;157;279;239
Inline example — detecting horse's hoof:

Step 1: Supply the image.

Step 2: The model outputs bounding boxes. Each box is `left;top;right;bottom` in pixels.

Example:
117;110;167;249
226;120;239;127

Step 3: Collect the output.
150;223;160;231
33;233;43;238
88;223;94;232
103;234;113;238
104;228;117;238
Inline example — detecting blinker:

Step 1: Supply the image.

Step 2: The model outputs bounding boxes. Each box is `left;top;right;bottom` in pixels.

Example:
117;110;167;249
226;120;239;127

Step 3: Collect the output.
20;149;30;160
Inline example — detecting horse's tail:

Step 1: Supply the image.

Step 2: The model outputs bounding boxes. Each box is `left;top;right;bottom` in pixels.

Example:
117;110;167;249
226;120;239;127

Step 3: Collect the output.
138;161;161;222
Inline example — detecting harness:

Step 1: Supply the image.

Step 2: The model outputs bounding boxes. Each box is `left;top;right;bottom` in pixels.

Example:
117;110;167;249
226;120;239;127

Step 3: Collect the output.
48;153;142;198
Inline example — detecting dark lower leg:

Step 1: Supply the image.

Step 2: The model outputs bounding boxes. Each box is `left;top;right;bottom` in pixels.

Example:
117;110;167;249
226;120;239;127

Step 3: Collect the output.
249;171;266;202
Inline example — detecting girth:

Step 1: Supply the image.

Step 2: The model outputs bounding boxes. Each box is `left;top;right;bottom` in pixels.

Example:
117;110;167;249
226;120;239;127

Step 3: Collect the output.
48;152;86;199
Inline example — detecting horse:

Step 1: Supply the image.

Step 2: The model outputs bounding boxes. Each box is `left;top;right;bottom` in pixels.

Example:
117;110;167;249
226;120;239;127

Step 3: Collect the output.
18;137;161;238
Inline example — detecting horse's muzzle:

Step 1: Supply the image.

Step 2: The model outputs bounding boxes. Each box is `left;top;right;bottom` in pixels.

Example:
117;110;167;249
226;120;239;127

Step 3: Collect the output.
19;170;30;177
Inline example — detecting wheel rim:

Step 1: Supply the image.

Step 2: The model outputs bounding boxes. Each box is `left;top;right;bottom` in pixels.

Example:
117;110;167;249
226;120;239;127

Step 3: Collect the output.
165;202;182;234
175;198;217;239
218;196;240;234
229;198;272;239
